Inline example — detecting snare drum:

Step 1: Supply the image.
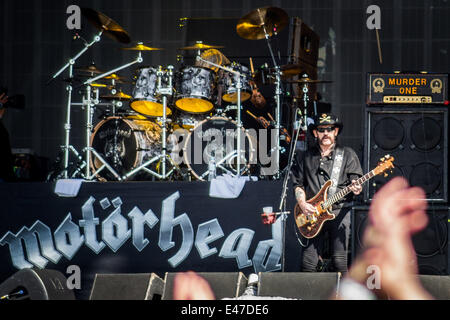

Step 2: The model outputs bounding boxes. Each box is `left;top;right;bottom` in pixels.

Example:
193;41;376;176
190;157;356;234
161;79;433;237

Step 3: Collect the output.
221;62;252;104
90;116;164;181
175;66;216;114
130;67;172;117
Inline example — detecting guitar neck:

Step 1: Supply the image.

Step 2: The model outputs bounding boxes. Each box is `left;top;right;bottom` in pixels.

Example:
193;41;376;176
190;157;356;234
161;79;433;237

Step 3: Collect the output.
323;170;376;209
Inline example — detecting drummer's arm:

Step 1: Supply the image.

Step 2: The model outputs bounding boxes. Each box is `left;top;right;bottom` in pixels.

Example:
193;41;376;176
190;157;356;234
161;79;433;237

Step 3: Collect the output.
250;81;266;108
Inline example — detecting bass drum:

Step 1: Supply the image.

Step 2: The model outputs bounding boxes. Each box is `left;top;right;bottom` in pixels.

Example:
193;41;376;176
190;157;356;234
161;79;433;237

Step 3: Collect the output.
90;116;163;181
182;117;256;181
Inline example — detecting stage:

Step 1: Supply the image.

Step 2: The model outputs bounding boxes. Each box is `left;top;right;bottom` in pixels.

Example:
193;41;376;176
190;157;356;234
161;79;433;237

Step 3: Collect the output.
0;180;301;300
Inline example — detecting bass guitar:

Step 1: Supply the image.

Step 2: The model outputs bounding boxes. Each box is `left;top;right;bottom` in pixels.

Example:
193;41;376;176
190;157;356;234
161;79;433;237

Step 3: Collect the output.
294;155;394;239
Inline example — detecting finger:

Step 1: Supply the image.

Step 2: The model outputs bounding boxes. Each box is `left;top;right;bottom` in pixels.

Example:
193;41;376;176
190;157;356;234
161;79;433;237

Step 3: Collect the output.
372;177;409;202
407;210;429;235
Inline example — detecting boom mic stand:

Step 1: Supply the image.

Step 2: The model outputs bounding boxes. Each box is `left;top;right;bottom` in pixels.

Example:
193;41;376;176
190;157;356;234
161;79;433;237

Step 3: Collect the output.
49;30;103;179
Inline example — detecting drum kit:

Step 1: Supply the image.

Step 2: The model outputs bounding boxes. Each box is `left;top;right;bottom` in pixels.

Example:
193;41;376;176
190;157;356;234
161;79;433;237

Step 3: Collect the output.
49;6;331;182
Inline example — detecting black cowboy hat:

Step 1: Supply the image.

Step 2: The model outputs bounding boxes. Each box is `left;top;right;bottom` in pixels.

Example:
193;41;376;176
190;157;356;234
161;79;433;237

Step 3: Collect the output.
308;113;343;134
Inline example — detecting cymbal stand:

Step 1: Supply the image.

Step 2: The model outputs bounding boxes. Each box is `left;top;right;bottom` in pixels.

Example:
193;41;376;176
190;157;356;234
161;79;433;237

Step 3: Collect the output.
83;52;143;86
81;85;122;181
122;66;176;180
49;30;103;179
301;76;310;131
196;55;246;177
256;9;283;178
81;52;144;181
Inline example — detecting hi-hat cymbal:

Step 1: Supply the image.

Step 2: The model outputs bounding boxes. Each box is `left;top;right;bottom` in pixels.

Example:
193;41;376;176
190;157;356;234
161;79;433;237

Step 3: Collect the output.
122;42;164;51
237;7;288;40
286;78;333;84
75;64;103;75
179;41;224;51
100;91;132;100
81;8;131;44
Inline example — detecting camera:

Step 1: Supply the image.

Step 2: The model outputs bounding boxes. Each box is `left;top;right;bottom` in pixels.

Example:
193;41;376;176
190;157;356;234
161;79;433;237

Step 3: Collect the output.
0;87;25;110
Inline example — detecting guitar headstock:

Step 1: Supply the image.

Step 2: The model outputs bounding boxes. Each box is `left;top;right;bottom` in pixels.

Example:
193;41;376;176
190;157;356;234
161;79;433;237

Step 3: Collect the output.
374;154;395;177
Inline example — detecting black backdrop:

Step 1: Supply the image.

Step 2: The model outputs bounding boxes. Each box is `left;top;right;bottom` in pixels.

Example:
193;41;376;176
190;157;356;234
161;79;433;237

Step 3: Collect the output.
1;0;449;166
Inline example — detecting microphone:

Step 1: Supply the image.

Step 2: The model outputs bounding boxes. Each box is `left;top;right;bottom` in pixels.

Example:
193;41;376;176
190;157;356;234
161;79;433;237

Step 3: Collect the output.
0;290;24;300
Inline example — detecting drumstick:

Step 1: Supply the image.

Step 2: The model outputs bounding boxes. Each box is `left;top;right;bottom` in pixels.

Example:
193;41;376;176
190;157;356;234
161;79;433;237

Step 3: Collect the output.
246;110;258;120
249;57;255;76
267;113;275;122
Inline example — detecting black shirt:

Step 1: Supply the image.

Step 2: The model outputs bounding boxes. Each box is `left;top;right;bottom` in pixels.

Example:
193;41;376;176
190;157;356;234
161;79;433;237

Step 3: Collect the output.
291;144;363;209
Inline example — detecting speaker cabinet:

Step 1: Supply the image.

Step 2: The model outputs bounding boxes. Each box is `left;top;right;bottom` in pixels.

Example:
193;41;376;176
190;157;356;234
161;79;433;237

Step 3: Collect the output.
162;272;247;300
0;268;75;300
89;273;164;300
364;106;448;202
351;206;449;275
418;275;450;299
257;272;341;300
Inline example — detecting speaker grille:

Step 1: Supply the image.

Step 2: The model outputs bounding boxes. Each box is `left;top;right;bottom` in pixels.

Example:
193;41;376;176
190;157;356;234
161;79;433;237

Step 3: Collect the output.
351;206;449;275
365;107;448;202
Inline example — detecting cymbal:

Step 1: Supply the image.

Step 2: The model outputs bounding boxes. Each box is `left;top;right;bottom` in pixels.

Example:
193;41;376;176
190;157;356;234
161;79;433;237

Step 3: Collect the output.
91;83;115;89
286;78;333;84
100;91;132;100
280;64;304;77
179;41;224;51
81;8;131;44
237;7;288;40
102;73;129;83
122;42;164;51
75;64;103;74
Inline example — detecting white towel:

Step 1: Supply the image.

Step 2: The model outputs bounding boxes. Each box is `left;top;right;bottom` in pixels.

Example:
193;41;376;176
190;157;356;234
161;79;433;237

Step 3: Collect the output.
209;174;257;199
54;179;84;198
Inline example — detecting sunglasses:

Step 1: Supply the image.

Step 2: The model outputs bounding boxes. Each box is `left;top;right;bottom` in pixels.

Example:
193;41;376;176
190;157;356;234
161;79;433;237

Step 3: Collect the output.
316;126;336;133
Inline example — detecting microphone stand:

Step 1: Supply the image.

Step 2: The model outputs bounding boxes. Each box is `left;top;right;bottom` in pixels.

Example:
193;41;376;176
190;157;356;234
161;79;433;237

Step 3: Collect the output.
277;105;305;272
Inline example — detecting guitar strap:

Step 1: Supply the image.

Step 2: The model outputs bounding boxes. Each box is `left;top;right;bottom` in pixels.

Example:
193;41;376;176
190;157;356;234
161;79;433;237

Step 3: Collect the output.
328;147;345;197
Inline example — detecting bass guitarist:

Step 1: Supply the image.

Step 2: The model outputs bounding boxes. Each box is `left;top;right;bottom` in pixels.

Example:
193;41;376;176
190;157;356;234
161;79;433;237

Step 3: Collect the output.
291;113;363;273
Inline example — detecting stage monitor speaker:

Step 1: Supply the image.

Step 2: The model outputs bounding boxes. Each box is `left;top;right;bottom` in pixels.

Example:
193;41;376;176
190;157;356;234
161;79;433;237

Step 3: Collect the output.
162;272;247;300
418;275;450;300
257;272;341;300
89;273;164;300
351;206;449;275
364;106;448;202
0;268;75;300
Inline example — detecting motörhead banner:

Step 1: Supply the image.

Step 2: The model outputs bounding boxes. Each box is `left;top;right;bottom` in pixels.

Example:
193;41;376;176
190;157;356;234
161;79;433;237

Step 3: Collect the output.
0;181;300;299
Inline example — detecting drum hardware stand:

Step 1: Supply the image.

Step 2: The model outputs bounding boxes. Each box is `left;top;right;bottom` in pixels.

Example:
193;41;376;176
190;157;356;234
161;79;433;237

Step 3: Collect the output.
80;84;123;181
79;52;144;181
83;52;143;86
196;55;246;177
49;30;103;179
122;66;177;181
256;9;284;179
300;75;311;132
